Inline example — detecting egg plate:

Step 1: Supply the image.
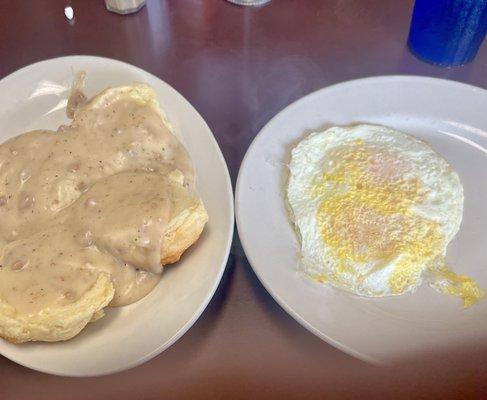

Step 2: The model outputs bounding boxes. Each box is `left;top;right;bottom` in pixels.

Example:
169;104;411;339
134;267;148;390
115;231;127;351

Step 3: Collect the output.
236;76;487;364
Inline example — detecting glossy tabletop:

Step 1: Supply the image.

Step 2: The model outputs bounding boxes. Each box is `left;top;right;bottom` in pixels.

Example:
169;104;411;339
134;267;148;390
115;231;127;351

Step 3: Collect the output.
0;1;486;399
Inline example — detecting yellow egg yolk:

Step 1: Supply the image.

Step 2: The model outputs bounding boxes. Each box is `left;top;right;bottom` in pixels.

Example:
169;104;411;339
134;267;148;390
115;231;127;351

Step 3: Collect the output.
430;266;485;308
313;142;484;306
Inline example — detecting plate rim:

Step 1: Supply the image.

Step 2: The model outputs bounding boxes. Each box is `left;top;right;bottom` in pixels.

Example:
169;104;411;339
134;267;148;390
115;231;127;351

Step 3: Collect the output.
0;55;235;376
235;75;487;365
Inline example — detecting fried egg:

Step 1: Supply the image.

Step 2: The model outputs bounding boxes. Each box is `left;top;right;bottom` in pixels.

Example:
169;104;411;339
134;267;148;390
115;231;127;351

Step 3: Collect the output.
287;124;484;307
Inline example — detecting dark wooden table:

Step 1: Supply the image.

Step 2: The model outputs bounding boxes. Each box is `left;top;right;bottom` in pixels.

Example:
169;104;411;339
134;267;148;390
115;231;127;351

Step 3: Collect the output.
1;1;486;399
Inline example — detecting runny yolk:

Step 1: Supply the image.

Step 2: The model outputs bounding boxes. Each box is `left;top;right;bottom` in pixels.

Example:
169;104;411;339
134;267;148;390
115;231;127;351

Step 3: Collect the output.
313;142;484;306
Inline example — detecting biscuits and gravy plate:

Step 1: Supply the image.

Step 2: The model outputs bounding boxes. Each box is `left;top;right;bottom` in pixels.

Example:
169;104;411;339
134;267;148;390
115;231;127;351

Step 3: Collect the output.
236;76;487;364
0;56;233;376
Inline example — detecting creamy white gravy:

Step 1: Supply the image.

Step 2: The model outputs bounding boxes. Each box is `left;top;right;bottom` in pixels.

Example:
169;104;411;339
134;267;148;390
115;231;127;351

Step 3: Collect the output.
0;81;194;314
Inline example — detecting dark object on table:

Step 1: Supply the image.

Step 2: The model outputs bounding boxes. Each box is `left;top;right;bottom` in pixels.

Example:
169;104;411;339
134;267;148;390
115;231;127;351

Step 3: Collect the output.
408;0;487;66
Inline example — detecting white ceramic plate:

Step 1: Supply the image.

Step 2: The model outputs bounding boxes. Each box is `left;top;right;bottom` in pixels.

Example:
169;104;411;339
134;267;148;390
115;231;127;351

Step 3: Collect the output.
0;56;234;376
236;76;487;364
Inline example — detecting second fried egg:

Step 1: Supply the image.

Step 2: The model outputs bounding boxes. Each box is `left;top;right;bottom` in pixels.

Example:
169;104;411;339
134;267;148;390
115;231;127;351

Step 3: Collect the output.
287;124;484;307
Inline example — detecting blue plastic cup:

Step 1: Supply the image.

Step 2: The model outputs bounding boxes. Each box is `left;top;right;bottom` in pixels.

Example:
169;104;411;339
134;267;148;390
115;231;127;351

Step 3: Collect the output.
408;0;487;66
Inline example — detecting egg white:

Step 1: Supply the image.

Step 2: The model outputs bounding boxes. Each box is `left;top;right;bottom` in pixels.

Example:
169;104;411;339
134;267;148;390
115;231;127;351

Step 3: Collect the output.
287;124;464;297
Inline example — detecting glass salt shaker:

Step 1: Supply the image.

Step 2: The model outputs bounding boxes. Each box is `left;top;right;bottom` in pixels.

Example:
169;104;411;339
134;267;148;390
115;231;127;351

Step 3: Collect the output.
105;0;146;15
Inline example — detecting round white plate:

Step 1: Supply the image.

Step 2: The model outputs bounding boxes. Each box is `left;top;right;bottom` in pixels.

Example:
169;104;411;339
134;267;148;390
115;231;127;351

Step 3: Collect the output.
236;76;487;364
0;56;234;376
